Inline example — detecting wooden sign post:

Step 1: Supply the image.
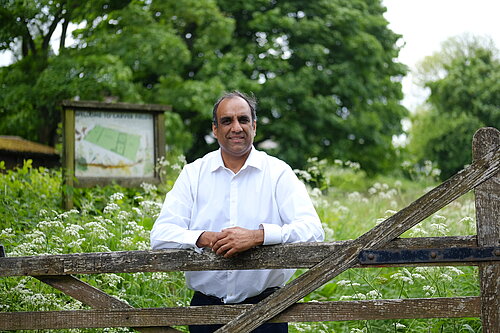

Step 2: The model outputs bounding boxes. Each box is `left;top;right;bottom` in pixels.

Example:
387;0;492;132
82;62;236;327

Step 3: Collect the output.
61;100;169;209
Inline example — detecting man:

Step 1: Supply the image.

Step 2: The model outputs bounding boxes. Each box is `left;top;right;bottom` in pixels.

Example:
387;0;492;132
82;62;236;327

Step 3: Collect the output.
150;91;324;332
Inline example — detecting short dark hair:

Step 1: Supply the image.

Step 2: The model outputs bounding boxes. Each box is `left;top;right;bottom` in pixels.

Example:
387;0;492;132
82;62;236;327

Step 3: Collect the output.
212;91;257;127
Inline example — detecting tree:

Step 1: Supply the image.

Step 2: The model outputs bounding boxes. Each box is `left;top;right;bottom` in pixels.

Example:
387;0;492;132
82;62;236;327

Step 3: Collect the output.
408;35;500;179
189;0;408;173
1;0;407;175
0;0;134;145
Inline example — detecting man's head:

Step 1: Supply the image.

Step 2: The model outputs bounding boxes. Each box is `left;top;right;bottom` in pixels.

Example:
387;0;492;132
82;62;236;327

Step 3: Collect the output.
212;91;257;128
212;91;257;161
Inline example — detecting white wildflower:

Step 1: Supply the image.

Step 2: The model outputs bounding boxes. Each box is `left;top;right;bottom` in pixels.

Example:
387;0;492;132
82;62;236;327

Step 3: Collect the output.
103;203;120;214
294;169;312;182
411;273;425;280
141;182;157;194
391;272;414;285
366;290;382;299
101;274;124;288
119;237;134;248
117;210;131;220
136;241;149;250
336;280;351;287
132;207;143;216
446;266;464;275
350;328;367;333
109;192;124;202
347;191;364;202
0;228;14;239
459;216;474;224
309;187;322;198
345;160;360;170
432;214;446;222
38;219;63;230
409;226;428;237
84;221;109;239
423;285;436;296
430;223;449;236
139;200;162;216
96;245;111;252
439;273;453;282
68;238;85;248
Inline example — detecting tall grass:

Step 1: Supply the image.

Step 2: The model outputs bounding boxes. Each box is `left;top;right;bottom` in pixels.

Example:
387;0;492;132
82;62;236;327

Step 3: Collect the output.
0;158;482;332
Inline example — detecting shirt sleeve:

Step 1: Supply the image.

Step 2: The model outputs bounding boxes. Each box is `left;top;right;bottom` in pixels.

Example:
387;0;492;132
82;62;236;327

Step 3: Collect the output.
260;165;325;245
150;166;204;252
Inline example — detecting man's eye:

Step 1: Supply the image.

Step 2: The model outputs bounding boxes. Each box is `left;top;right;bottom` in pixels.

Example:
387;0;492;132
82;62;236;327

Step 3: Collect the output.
221;119;231;125
239;118;250;123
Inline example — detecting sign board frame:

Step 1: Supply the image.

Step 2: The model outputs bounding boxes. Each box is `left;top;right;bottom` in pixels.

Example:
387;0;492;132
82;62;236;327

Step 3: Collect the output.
61;100;169;208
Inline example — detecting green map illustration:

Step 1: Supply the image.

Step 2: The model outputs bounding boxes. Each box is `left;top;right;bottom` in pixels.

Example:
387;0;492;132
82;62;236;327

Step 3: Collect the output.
84;125;141;161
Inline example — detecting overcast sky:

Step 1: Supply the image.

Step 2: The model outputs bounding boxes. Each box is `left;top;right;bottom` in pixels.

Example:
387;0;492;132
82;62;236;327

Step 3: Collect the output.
383;0;500;110
2;1;499;110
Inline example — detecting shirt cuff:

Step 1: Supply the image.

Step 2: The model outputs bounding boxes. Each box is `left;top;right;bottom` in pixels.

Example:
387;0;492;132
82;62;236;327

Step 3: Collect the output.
259;223;282;245
185;230;206;253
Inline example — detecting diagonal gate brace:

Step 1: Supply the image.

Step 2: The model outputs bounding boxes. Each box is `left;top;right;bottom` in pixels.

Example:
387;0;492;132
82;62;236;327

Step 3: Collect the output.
215;146;500;332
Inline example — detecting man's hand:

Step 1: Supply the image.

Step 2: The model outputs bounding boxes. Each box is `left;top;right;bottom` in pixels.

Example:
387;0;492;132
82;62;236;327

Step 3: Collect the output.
196;231;223;248
211;227;264;258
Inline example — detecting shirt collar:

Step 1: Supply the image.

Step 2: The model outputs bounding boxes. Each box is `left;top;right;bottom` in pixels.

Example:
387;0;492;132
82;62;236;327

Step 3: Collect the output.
210;146;264;173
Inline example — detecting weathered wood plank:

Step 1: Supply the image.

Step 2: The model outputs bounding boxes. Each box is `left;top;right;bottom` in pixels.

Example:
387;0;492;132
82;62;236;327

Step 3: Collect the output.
36;275;182;333
216;145;500;332
473;127;500;333
61;100;171;112
0;297;480;330
0;236;479;277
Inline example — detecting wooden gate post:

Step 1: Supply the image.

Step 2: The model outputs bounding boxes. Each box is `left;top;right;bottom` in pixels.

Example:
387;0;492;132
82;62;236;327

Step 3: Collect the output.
473;127;499;332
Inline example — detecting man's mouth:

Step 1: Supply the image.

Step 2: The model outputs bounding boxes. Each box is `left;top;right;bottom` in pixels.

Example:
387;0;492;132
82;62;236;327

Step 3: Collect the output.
229;135;245;142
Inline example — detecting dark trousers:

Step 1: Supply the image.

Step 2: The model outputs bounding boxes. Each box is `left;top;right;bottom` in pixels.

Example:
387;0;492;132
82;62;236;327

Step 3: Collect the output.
189;287;288;333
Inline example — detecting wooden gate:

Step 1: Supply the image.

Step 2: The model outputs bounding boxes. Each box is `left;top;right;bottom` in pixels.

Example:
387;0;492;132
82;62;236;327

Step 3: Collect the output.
0;127;498;332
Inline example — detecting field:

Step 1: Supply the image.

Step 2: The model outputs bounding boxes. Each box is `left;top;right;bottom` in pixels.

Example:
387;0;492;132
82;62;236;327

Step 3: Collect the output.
0;158;482;332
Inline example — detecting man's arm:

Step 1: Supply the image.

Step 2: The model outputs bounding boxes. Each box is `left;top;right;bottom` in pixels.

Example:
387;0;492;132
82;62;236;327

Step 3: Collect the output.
260;165;325;245
151;166;205;251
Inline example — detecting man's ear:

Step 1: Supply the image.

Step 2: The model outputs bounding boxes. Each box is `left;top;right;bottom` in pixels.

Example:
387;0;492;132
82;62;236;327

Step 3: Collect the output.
253;121;257;136
212;123;218;138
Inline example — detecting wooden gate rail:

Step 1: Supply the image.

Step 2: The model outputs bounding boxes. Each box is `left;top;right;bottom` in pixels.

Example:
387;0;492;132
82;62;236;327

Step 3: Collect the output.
0;236;484;277
0;297;481;330
0;127;498;332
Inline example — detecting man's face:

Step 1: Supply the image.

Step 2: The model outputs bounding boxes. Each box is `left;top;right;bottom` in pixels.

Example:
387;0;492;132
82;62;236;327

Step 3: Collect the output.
212;96;256;160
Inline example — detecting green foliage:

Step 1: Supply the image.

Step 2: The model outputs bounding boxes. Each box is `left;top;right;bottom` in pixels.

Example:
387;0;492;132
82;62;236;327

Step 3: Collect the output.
212;0;408;173
0;0;407;175
409;35;499;179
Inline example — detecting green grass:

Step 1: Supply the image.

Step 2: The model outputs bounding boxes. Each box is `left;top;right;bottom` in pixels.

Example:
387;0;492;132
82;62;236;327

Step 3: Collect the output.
0;158;483;332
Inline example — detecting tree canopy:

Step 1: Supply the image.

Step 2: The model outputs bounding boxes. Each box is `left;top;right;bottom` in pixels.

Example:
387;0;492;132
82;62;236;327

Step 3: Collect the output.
409;35;500;179
0;0;408;174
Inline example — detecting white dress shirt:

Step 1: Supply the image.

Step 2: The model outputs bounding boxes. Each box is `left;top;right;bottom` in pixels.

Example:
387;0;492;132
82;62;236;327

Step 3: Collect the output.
150;147;324;303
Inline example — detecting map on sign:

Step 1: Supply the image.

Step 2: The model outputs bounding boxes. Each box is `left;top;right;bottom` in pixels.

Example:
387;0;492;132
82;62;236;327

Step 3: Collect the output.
84;125;141;161
74;111;155;178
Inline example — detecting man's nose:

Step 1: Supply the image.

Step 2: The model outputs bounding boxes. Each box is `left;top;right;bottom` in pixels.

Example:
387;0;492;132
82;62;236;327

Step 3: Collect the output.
231;120;243;132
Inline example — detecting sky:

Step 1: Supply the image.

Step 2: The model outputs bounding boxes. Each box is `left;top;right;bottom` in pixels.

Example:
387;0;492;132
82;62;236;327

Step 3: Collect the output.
383;0;500;110
1;0;499;111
